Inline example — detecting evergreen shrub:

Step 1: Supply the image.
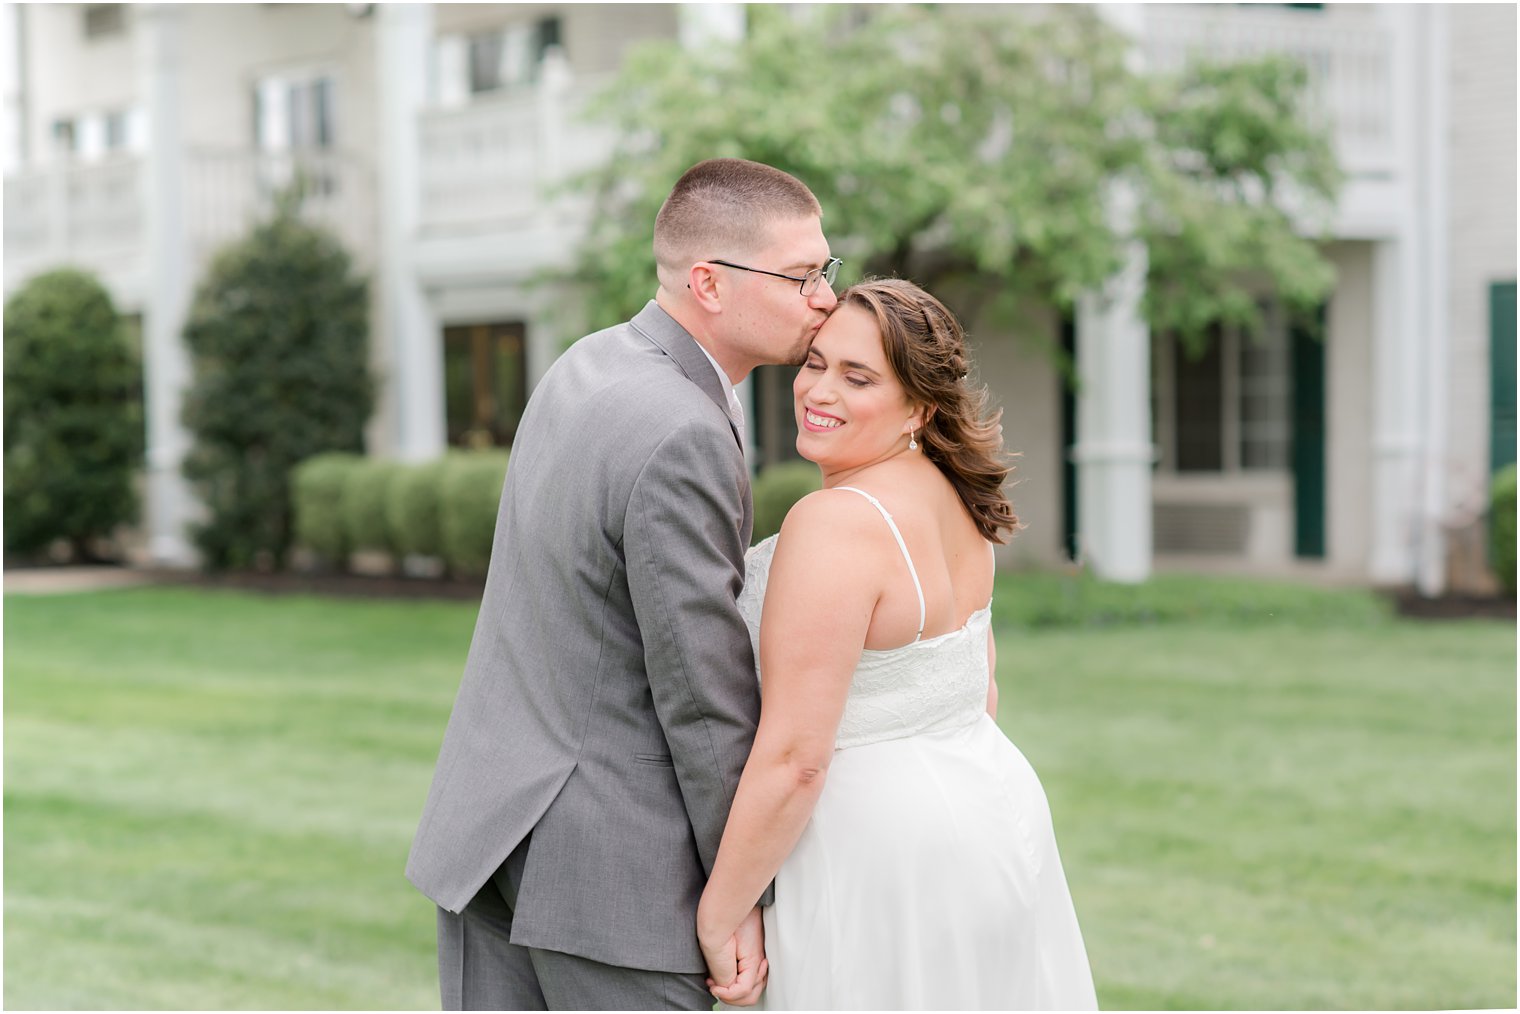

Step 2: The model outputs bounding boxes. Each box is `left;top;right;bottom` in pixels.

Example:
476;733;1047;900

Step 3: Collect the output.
752;460;822;543
3;268;143;559
387;458;450;560
181;197;373;570
439;451;510;577
343;459;403;554
1491;464;1517;597
291;453;365;567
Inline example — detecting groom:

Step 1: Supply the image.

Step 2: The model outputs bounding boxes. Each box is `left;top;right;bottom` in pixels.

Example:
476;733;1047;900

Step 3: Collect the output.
406;158;839;1010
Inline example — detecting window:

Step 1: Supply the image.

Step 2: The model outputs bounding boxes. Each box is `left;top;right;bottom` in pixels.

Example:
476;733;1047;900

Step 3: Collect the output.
1153;304;1291;474
1173;338;1225;472
444;322;529;448
51;118;76;156
444;17;565;101
82;4;125;40
467;31;512;94
254;71;338;196
255;74;337;151
103;109;129;151
1239;321;1291;469
48;108;140;163
275;76;335;150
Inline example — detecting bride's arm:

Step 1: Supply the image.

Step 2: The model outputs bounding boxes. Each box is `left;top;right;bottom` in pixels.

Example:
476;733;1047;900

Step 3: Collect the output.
696;492;885;956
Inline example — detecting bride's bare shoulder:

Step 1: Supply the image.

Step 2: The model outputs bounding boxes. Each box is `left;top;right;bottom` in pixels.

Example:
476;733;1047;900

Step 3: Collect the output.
776;487;894;552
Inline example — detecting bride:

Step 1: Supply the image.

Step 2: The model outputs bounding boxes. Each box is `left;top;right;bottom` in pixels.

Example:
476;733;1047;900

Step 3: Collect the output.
700;279;1097;1010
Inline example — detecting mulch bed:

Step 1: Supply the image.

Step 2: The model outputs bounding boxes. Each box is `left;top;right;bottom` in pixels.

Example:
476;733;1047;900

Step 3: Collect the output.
20;562;1516;621
146;567;488;603
163;570;1517;622
1391;590;1516;621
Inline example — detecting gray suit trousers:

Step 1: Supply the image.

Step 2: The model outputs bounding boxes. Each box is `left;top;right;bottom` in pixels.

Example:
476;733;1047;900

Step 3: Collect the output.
437;836;712;1011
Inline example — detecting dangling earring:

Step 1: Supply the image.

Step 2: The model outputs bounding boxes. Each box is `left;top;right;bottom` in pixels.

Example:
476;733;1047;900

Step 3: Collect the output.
908;429;918;451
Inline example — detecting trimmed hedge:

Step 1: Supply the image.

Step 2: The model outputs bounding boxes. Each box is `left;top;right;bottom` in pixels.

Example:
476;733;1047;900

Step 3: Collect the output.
284;449;1411;627
387;458;450;559
752;460;823;543
343;460;404;554
291;454;367;567
292;451;509;576
1492;464;1517;597
439;452;511;578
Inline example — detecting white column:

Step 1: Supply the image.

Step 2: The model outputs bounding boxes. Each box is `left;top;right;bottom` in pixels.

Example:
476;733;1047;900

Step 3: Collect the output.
1415;5;1450;597
2;3;25;175
525;315;558;394
138;4;198;566
1369;238;1423;586
536;45;570;231
1369;7;1426;586
1072;4;1152;584
375;3;444;462
1073;226;1154;584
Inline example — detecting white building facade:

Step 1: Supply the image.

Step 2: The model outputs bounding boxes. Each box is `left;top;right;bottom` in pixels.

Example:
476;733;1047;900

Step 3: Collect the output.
4;3;1514;591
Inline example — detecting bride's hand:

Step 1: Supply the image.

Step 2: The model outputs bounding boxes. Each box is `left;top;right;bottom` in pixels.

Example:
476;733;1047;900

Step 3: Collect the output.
702;906;768;1007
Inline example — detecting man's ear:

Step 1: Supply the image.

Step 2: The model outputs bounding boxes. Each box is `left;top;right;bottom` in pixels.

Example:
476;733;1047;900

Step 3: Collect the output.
688;262;724;313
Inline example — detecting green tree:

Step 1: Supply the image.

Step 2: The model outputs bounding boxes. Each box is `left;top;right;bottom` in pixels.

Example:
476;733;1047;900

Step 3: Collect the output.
181;197;373;570
3;269;144;560
567;5;1339;353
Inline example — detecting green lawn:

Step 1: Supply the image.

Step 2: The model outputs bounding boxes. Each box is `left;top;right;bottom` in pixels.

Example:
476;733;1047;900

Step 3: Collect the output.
4;584;1514;1009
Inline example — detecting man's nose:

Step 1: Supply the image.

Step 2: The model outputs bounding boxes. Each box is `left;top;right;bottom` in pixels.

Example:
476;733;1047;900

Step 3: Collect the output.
810;282;839;311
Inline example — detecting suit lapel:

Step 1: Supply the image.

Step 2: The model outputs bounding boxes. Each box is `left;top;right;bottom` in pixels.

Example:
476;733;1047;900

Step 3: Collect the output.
629;302;743;448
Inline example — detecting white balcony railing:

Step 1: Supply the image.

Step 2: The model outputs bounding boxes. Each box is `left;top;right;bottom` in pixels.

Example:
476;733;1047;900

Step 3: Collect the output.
3;148;376;296
3;157;144;286
417;13;1398;243
183;148;376;266
1142;6;1397;177
4;14;1400;296
418;70;617;235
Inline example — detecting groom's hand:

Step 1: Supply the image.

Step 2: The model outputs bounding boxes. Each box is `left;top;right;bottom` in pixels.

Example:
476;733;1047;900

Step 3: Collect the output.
704;906;768;1007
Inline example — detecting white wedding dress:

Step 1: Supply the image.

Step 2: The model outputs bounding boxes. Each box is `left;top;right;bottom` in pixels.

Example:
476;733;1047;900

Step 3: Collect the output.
738;487;1098;1011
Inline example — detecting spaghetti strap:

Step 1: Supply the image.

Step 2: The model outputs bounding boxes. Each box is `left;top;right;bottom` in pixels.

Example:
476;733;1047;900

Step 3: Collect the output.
834;486;927;642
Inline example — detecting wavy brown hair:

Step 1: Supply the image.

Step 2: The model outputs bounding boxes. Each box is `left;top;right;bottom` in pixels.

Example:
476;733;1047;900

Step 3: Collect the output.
837;278;1019;543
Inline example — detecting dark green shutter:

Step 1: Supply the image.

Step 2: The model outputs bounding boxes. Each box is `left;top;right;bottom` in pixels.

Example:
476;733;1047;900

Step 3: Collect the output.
1490;281;1517;474
1291;307;1327;558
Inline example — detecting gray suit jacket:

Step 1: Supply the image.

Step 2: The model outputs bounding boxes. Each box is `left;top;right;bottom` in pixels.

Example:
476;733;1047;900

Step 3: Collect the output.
406;302;761;973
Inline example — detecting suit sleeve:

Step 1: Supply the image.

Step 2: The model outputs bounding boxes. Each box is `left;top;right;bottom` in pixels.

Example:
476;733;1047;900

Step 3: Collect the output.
624;419;761;880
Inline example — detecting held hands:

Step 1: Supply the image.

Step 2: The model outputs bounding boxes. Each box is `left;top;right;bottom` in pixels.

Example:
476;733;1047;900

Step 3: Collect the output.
701;906;768;1007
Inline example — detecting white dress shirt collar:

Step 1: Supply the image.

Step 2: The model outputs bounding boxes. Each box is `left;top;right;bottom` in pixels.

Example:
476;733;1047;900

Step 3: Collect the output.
695;341;745;431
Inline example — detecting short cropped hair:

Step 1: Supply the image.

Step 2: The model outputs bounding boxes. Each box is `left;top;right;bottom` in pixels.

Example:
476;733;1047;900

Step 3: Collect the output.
653;158;822;281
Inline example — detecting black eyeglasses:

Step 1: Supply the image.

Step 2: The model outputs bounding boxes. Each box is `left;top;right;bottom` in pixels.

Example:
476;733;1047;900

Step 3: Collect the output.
707;256;842;296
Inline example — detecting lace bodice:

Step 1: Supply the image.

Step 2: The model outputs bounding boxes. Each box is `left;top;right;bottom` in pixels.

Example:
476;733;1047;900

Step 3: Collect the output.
738;534;992;751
